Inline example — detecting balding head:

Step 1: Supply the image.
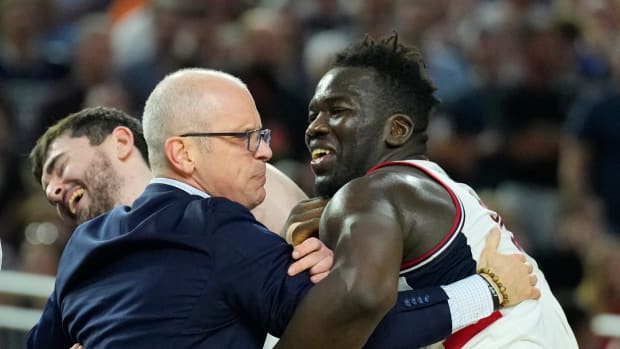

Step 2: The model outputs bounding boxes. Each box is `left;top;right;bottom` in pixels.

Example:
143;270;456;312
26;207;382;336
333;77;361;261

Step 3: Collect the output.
142;67;272;208
142;68;249;173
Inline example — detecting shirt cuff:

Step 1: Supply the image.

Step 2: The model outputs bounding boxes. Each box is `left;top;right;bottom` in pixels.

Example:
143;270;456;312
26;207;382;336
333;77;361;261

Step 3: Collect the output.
440;274;495;332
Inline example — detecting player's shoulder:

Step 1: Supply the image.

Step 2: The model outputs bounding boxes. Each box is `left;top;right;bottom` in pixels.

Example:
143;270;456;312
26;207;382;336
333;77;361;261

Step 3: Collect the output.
336;165;431;201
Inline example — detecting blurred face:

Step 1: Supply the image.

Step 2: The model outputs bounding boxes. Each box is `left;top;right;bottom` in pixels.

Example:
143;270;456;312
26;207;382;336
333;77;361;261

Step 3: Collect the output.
189;84;272;209
41;134;122;225
75;31;112;86
1;0;39;43
306;67;386;197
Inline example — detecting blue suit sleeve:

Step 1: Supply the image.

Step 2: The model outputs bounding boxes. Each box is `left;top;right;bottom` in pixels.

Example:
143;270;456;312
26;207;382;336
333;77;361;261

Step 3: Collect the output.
364;287;452;348
27;290;73;349
212;207;313;337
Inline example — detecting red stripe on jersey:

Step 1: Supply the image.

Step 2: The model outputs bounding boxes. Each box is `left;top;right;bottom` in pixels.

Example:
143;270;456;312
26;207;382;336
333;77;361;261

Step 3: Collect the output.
443;311;503;349
367;161;463;270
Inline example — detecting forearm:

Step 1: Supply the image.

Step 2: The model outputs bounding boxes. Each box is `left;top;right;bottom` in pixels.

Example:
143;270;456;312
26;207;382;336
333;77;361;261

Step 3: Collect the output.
364;286;451;348
275;272;393;349
364;274;496;348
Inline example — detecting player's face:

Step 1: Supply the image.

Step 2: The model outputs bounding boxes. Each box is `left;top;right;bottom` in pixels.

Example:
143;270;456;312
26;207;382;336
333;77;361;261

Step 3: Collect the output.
41;134;122;225
306;67;386;197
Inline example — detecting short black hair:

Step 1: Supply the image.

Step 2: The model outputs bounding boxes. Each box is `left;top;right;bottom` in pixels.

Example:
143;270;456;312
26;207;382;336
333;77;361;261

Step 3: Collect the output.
333;32;440;133
30;107;148;182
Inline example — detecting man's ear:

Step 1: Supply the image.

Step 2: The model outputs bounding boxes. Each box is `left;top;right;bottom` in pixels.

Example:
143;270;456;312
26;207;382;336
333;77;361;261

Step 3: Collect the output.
385;114;414;146
111;126;135;160
164;137;195;175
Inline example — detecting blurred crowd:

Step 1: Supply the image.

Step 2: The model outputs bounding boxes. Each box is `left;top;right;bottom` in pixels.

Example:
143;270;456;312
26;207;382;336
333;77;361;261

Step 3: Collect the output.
0;0;619;348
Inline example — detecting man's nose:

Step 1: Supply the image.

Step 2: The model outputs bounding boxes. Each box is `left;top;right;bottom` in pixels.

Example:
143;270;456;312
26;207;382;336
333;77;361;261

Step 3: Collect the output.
45;179;65;204
306;113;329;138
255;138;273;161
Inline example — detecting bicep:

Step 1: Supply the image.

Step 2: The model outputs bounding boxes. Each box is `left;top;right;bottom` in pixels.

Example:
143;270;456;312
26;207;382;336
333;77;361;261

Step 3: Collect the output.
325;203;404;293
276;194;405;348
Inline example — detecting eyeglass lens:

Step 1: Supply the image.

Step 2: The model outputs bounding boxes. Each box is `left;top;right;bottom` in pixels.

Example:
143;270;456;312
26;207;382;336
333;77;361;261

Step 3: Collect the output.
249;130;271;152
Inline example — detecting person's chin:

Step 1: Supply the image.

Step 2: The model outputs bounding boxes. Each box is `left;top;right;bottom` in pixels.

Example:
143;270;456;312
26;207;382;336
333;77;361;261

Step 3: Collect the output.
248;190;266;210
314;177;337;198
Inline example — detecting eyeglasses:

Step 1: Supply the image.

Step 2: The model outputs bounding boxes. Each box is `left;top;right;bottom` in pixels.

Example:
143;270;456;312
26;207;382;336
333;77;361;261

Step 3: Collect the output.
179;128;271;152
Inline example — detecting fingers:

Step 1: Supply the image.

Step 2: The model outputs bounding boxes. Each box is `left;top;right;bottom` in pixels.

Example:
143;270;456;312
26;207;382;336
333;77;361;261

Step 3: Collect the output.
285;222;302;243
477;226;542;308
287;251;332;277
292;237;321;259
299;197;329;210
289;218;321;246
70;344;83;349
479;226;502;269
288;238;334;277
289;198;329;216
531;287;542;300
508;253;526;263
284;198;327;244
291;206;326;222
310;271;329;284
482;226;501;253
288;258;311;276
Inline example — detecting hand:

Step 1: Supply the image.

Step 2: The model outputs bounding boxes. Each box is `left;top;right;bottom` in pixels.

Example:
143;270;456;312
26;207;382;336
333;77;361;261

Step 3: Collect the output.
282;197;329;245
287;237;334;283
478;227;541;307
70;344;83;349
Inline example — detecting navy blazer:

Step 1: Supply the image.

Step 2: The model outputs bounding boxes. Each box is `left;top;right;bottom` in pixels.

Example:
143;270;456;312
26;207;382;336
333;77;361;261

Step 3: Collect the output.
28;183;457;348
28;183;311;348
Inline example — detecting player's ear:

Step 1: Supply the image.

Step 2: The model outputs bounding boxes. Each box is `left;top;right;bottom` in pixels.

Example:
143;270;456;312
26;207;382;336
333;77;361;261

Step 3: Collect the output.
111;126;135;160
164;137;195;175
385;114;414;146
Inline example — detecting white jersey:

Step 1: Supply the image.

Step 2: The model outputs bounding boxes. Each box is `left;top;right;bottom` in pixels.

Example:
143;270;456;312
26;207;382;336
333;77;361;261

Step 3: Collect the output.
381;160;578;349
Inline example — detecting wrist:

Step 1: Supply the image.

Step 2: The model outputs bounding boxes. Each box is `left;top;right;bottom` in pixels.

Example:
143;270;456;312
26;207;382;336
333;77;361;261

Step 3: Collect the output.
478;273;501;311
478;267;509;308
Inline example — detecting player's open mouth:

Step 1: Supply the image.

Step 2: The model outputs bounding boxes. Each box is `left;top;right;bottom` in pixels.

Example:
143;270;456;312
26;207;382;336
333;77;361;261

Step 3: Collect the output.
310;147;336;172
68;188;85;215
311;148;333;161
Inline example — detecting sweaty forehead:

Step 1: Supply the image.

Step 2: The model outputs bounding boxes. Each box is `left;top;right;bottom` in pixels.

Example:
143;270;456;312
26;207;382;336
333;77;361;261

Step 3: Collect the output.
312;67;381;103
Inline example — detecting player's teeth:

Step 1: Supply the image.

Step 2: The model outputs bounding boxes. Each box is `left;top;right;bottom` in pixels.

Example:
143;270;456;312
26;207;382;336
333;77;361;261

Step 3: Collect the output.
69;188;85;215
312;148;332;160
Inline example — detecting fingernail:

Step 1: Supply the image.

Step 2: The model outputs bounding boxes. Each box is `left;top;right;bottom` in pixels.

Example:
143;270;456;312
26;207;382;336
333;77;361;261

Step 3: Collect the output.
288;266;294;274
292;251;299;259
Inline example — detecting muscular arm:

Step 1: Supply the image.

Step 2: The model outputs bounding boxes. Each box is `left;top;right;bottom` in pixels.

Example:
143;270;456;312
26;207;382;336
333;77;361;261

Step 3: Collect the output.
276;178;404;348
276;173;539;348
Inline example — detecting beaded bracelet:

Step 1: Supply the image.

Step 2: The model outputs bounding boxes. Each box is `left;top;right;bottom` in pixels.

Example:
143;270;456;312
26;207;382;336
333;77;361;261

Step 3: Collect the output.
478;274;500;310
478;267;509;307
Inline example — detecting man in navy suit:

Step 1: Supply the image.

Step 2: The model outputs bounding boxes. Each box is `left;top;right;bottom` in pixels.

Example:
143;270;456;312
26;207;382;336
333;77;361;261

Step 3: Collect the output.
28;69;538;348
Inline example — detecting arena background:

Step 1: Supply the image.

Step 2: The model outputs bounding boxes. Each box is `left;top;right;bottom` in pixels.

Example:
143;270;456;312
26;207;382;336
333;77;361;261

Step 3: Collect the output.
0;0;619;348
